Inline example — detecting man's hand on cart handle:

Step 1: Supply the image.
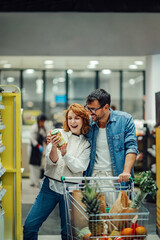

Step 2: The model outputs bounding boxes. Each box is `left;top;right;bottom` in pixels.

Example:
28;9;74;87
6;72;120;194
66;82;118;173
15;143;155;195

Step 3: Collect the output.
118;172;131;182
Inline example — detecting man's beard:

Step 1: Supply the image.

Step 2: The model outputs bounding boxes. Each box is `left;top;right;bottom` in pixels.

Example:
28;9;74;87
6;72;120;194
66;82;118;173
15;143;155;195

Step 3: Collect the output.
91;113;105;122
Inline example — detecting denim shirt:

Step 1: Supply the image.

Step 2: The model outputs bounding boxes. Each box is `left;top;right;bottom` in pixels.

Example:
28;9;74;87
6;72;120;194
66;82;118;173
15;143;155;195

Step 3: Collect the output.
84;109;138;177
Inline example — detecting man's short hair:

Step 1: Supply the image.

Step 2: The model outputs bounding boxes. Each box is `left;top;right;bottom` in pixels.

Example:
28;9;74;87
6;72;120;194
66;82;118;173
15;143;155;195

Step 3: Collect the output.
86;88;111;107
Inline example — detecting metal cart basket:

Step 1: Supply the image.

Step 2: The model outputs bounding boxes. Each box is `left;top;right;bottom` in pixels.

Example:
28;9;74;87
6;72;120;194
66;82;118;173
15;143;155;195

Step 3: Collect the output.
62;176;149;240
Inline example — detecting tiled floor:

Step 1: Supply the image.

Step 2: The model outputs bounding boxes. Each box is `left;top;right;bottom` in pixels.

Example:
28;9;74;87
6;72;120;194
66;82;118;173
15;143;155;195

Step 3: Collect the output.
22;178;160;240
22;178;40;204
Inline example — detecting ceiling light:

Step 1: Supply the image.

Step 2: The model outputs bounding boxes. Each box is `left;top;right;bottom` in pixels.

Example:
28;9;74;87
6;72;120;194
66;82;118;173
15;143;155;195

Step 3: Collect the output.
134;61;143;65
89;60;99;65
87;65;96;69
45;65;54;69
129;78;135;85
3;63;12;68
58;77;65;82
7;77;15;83
44;60;54;65
67;69;73;74
53;78;58;84
0;60;8;64
102;69;111;74
25;69;35;74
129;65;138;69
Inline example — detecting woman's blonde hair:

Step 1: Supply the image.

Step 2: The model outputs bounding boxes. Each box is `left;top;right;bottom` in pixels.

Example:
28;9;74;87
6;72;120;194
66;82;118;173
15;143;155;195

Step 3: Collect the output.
63;103;90;135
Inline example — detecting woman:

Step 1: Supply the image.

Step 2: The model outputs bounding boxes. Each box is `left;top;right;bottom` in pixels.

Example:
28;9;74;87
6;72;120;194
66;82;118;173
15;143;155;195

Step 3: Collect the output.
23;103;90;240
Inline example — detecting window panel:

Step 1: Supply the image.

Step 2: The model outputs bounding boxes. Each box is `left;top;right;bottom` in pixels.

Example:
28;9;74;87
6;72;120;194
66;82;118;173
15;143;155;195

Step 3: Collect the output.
122;71;143;119
22;70;43;124
68;71;95;101
1;71;20;88
99;71;120;110
45;71;66;123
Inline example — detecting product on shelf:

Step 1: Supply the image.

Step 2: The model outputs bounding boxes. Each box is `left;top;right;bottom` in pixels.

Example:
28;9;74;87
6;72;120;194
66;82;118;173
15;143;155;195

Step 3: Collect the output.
151;163;156;174
0;95;2;105
0;180;2;191
0;111;3;125
0;133;2;147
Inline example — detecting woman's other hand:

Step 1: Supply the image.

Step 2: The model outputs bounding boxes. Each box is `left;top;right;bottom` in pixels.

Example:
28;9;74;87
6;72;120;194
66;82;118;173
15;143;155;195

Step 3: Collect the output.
49;135;61;163
50;135;61;148
59;143;68;157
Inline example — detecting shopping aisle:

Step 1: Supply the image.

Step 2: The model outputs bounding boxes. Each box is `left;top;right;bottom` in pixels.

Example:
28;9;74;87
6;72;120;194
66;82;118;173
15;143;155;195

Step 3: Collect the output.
22;178;159;240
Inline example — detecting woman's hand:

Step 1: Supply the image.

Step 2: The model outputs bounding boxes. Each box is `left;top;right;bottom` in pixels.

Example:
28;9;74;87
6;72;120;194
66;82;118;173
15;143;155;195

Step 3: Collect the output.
50;135;61;148
46;131;52;144
49;135;61;163
59;143;68;157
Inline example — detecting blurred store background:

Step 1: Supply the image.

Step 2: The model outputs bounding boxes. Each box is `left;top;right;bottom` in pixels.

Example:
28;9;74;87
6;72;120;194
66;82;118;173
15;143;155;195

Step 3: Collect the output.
0;1;160;238
0;56;147;177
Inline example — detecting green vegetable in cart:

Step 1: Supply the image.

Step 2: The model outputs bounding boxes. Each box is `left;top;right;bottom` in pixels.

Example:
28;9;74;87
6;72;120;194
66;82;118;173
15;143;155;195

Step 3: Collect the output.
130;171;157;209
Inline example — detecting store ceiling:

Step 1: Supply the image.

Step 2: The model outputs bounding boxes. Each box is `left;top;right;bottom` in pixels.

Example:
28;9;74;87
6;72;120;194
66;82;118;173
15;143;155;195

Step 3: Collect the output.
0;56;145;71
0;0;160;12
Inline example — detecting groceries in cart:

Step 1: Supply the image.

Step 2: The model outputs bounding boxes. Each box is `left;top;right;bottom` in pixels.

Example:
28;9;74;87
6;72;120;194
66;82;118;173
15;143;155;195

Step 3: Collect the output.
62;172;157;240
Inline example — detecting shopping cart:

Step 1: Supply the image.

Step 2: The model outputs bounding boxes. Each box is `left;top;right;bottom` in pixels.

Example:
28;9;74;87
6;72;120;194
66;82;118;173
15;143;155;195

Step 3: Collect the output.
61;176;149;240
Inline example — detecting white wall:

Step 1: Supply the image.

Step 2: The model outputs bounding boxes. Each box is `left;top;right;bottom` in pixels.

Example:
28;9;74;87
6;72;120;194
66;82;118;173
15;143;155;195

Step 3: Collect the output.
146;55;160;121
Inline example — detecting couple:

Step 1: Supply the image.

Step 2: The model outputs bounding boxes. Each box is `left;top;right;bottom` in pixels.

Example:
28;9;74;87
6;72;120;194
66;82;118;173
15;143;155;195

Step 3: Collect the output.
23;88;138;240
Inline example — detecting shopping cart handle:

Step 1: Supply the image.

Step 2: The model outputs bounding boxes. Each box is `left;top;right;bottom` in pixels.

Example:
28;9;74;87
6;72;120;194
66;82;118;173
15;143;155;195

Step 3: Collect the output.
61;176;133;182
61;176;120;181
130;176;133;182
61;176;65;182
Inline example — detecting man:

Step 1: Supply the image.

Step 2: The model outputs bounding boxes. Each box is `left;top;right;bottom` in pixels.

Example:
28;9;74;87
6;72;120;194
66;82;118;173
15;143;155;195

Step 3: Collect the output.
84;88;138;183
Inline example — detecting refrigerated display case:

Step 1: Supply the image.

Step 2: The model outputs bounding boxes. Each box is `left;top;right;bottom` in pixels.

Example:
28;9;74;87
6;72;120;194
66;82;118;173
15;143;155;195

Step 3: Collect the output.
0;85;21;240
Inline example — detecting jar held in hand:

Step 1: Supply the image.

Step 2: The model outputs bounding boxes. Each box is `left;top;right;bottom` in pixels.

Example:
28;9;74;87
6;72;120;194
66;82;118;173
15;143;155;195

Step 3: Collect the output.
51;129;66;148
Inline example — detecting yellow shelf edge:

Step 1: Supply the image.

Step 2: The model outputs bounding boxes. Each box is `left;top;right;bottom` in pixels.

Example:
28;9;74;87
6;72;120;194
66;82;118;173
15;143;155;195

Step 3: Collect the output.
5;168;17;173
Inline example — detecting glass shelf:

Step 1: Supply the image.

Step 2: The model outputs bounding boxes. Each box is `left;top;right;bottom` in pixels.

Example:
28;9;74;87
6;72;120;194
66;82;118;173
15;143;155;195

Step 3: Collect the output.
0;167;6;178
0;208;4;217
0;188;6;201
0;105;5;110
0;125;5;130
0;146;5;153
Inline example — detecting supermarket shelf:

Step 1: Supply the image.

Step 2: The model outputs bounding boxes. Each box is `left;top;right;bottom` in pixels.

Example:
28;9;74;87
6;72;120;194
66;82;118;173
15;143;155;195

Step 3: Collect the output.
0;85;21;240
147;148;156;158
0;167;6;177
0;146;5;153
0;188;6;201
0;125;5;130
0;105;5;110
